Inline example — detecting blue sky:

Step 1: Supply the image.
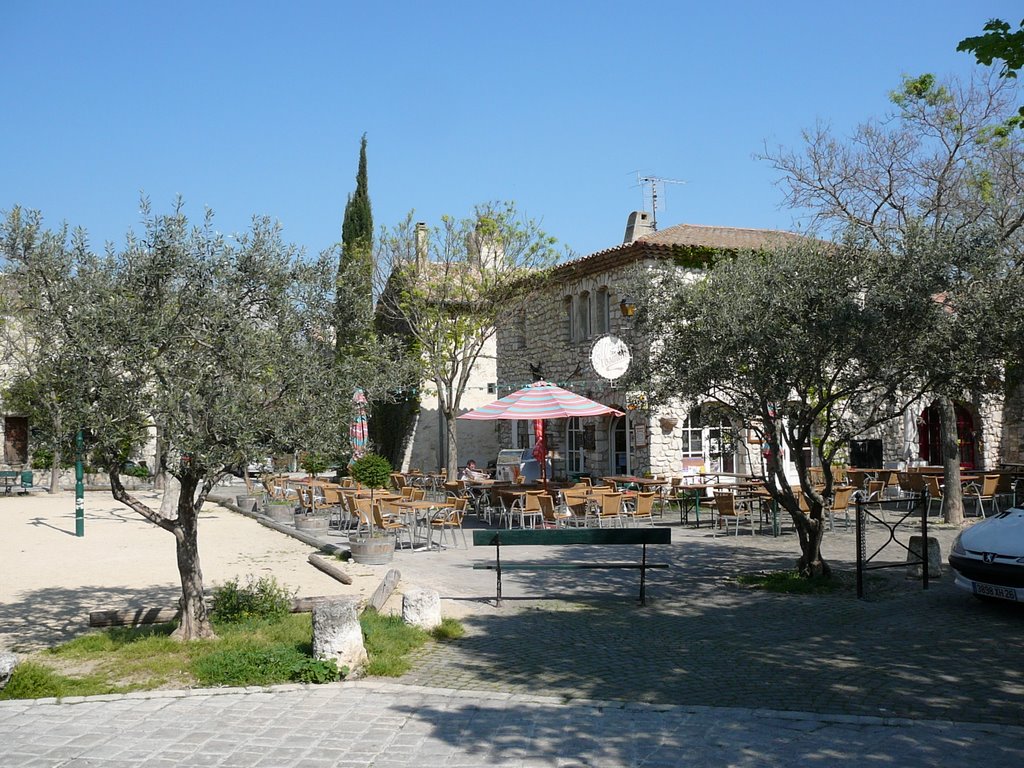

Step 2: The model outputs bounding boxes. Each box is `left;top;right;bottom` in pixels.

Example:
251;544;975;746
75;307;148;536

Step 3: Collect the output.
3;1;1020;260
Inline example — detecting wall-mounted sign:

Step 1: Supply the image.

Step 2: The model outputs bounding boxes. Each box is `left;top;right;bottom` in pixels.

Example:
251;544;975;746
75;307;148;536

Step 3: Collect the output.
590;335;631;380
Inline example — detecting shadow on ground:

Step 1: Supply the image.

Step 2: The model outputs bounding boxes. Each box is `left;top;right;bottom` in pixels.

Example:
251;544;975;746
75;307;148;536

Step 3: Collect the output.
0;584;182;652
401;538;1024;726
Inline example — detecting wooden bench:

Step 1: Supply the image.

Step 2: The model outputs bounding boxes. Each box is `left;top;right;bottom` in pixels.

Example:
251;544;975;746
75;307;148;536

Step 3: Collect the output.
472;527;671;606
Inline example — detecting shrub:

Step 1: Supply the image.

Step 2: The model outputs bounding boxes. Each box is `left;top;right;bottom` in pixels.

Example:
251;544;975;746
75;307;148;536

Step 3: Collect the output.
290;657;346;684
30;448;53;470
211;575;295;623
300;452;329;476
350;453;392;490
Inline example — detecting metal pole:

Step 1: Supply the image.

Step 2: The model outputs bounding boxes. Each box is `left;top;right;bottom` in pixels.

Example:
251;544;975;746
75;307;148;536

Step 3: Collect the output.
855;496;864;599
921;490;929;590
75;429;84;537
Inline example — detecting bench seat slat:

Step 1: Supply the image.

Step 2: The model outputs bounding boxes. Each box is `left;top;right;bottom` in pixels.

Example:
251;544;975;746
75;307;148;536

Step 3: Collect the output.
471;528;671;547
473;562;670;570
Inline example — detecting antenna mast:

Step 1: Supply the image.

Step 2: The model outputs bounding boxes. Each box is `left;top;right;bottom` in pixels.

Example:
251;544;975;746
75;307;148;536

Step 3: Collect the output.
637;174;687;231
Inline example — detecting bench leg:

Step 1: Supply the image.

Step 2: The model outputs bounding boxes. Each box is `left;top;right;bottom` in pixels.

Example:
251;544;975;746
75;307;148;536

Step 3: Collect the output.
639;543;648;606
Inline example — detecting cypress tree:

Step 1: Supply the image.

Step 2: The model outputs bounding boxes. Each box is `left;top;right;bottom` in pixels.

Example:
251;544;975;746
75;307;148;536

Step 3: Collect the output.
337;134;374;358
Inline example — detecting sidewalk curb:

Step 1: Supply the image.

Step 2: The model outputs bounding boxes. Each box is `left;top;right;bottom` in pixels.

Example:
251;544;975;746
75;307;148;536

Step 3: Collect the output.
2;678;1019;736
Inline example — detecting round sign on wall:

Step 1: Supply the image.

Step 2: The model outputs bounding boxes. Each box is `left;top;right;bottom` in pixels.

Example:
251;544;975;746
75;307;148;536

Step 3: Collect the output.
590;335;631;380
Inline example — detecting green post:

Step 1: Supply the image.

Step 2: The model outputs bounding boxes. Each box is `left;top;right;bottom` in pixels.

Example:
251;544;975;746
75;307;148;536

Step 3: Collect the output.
75;429;84;537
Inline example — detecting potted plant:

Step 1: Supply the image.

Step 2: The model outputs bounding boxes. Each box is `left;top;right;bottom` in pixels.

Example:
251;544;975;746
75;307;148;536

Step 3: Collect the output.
348;453;396;564
265;496;296;523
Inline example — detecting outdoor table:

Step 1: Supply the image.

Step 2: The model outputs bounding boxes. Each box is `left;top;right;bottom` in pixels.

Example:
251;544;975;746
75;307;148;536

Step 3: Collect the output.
601;475;665;489
390;499;454;549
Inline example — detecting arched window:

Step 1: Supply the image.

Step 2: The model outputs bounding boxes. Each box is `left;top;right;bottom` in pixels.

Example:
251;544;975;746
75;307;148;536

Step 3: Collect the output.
564;296;575;341
595;288;610;335
577;291;592;339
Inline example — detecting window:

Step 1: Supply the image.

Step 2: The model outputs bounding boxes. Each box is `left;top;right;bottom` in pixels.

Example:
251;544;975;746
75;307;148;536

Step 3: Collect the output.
564;296;575;341
566;417;585;474
515;420;531;451
511;307;526;350
680;405;737;472
577;291;591;339
595;288;610;335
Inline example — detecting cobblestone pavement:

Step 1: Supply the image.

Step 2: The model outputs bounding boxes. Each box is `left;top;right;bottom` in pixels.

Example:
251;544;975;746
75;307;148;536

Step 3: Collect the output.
2;681;1022;767
4;501;1023;766
395;519;1024;727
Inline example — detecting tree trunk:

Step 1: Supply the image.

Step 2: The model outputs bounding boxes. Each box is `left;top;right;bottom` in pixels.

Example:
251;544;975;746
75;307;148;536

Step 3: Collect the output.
792;510;830;577
49;446;61;494
153;422;165;491
49;410;62;494
937;395;964;525
444;408;459;477
170;474;215;640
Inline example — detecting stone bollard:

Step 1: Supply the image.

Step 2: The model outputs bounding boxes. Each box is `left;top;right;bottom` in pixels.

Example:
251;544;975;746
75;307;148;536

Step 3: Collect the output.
402;587;442;630
312;599;367;672
906;535;942;579
0;652;18;692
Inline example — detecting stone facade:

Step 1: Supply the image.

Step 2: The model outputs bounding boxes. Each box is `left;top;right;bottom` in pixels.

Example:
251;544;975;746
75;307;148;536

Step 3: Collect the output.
495;217;1022;480
405;336;500;473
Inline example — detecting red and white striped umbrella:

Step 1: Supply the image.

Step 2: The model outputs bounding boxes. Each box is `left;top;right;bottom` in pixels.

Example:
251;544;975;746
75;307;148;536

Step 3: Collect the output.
459;381;623;488
458;381;623;421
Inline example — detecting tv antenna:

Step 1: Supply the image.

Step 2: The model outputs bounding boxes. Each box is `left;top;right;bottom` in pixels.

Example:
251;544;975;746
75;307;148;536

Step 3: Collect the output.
636;174;687;231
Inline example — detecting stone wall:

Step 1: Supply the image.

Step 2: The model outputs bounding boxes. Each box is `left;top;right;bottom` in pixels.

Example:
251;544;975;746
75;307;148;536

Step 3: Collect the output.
406;336;499;473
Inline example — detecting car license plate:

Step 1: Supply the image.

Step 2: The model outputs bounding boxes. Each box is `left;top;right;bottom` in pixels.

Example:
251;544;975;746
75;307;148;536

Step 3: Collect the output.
973;582;1018;601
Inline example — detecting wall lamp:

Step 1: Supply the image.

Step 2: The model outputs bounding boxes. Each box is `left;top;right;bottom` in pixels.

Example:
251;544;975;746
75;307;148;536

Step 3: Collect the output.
619;297;637;317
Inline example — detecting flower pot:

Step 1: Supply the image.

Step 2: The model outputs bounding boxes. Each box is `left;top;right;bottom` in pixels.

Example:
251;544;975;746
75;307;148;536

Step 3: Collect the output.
265;503;295;523
349;534;396;565
236;494;260;512
294;515;330;535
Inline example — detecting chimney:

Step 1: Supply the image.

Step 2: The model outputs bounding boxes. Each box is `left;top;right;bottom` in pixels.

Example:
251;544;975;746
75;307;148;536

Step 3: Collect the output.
623;211;655;244
415;222;428;270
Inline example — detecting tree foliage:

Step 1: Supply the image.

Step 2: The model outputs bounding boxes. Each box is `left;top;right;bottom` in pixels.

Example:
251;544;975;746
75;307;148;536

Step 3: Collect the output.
638;239;944;576
1;199;411;639
337;133;374;357
959;17;1024;126
762;70;1024;524
374;202;561;474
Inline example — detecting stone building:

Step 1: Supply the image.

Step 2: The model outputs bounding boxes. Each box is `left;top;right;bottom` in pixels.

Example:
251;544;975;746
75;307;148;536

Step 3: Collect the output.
494;213;1018;481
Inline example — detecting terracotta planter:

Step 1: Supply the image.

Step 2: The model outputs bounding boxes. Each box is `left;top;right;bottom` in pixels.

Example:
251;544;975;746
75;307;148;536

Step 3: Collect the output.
349;534;396;565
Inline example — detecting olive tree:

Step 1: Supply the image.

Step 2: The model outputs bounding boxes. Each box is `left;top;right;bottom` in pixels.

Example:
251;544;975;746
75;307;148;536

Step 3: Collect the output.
2;200;410;640
638;238;947;577
762;70;1024;523
374;203;560;475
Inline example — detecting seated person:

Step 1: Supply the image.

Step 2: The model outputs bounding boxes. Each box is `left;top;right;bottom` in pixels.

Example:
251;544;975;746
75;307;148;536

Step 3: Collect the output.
460;459;488;481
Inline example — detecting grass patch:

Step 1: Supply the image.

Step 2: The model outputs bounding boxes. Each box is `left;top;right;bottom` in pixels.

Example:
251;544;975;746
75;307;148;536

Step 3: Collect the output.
359;608;430;677
0;661;131;700
736;570;844;595
432;617;465;641
2;601;466;700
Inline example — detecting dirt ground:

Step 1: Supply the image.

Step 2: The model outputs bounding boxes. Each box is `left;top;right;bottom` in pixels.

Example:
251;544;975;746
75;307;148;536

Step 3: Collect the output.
0;489;384;652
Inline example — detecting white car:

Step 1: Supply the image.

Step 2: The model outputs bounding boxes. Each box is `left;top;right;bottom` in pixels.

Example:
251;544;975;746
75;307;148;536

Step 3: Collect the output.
948;507;1024;603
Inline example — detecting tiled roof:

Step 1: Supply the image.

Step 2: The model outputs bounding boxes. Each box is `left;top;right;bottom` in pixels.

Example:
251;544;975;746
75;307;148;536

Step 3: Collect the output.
551;222;807;280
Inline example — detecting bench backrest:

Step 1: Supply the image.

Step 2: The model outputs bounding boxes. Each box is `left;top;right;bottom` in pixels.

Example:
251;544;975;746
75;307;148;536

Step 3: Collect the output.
473;528;671;547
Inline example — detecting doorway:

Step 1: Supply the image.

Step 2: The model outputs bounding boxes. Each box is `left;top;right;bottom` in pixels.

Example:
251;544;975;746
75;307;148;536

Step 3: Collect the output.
918;401;976;469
